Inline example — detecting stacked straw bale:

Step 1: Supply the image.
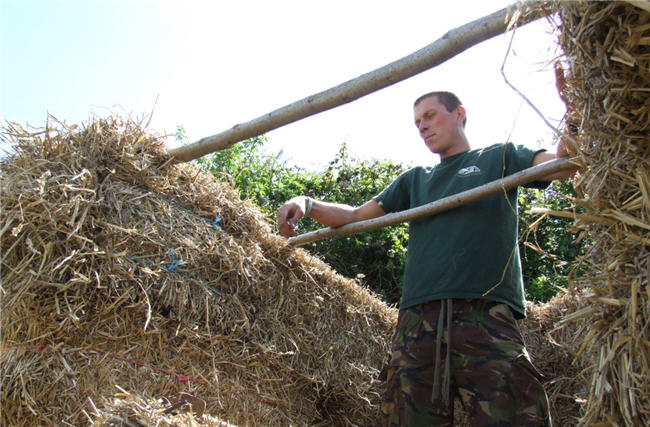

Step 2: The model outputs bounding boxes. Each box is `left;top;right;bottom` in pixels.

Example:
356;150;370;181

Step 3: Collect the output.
0;116;396;426
547;1;650;425
519;294;589;426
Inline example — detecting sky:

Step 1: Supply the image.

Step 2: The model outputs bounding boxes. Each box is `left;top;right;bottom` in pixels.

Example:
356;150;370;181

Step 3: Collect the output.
1;0;567;170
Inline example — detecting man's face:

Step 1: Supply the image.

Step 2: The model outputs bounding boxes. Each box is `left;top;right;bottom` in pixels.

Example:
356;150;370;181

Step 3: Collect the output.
414;96;464;158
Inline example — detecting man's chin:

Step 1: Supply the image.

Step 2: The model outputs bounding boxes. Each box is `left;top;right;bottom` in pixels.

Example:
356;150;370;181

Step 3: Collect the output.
426;144;441;154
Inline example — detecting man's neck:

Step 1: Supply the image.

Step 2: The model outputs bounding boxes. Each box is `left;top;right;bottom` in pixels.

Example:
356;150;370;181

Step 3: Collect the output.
439;137;470;160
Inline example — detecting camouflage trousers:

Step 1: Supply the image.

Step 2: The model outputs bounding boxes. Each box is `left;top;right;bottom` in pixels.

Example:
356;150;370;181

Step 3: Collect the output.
381;299;551;427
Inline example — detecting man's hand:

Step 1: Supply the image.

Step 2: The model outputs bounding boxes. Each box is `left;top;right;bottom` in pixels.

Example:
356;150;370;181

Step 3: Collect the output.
554;61;580;159
555;61;571;107
277;198;385;238
555;61;580;126
277;197;307;238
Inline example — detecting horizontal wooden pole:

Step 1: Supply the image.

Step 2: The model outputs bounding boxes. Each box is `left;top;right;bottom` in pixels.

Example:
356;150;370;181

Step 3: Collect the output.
168;1;548;163
288;157;576;246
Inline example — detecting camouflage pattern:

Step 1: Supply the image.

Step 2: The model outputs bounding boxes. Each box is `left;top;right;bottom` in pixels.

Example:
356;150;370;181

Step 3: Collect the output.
381;299;551;426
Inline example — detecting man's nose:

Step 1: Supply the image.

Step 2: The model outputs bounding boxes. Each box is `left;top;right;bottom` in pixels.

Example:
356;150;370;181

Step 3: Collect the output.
418;121;428;134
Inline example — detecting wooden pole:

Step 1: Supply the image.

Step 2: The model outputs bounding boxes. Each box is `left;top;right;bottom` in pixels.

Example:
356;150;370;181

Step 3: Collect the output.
168;1;548;163
288;157;576;247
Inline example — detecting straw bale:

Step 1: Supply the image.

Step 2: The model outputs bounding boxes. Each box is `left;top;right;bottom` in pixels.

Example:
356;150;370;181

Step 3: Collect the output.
0;116;396;426
547;1;650;425
519;294;592;425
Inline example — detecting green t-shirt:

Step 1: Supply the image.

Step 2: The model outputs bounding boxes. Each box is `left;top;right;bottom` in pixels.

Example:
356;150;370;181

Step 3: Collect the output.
374;143;545;318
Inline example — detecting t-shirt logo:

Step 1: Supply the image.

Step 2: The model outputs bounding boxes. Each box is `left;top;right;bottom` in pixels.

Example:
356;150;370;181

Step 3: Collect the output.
457;165;482;177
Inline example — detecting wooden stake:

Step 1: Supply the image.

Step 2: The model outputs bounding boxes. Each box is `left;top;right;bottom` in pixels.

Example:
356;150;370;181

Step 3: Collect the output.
288;157;576;246
168;1;548;163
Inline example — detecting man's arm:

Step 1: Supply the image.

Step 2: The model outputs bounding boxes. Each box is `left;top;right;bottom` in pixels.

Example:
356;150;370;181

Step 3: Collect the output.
531;132;579;181
277;197;385;238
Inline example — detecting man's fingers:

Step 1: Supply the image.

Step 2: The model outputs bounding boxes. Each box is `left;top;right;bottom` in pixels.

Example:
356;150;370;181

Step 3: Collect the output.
277;204;301;238
289;210;303;227
279;222;297;238
554;62;566;90
278;215;297;237
554;62;572;107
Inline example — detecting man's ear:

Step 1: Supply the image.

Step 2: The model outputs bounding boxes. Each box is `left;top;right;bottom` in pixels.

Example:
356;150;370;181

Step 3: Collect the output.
455;105;467;124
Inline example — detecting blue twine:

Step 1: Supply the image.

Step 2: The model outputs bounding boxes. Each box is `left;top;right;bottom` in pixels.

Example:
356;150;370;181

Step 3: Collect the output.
160;196;194;216
160;196;224;232
211;216;222;230
111;179;226;234
164;248;184;272
119;251;223;296
107;181;225;296
125;253;155;266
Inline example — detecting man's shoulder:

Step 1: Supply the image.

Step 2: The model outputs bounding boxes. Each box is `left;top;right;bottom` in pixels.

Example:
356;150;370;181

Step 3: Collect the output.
411;164;435;172
476;142;512;156
475;142;545;178
477;142;540;156
475;142;540;165
401;165;433;177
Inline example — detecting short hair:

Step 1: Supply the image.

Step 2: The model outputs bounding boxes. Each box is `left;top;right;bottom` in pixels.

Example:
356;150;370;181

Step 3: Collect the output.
414;91;467;127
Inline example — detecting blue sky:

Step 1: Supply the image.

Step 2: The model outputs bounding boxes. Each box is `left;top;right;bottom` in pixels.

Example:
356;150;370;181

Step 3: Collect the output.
1;1;567;168
2;2;174;126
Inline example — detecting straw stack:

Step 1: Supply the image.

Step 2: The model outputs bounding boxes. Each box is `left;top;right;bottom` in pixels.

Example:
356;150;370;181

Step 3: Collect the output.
0;116;396;426
548;1;650;425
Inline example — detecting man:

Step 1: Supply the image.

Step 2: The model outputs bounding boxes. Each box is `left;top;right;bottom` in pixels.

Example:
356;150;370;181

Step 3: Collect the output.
277;72;576;426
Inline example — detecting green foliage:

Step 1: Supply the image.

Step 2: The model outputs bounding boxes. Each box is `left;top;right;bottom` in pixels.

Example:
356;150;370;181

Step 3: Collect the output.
518;180;585;302
185;127;582;305
192;134;319;218
300;144;409;303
